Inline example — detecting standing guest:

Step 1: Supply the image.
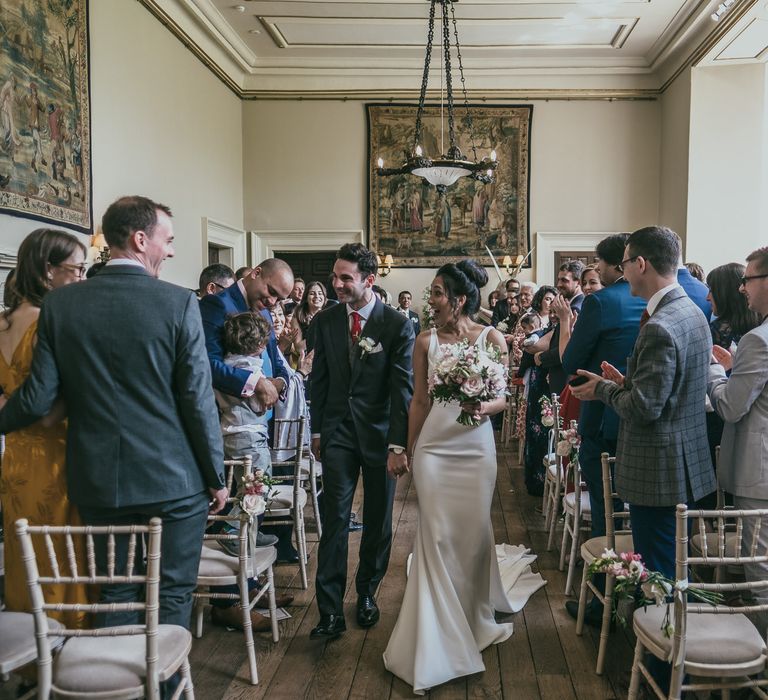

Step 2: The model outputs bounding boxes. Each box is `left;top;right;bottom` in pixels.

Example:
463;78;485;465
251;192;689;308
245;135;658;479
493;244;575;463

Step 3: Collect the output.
372;284;389;305
0;197;228;630
535;260;585;394
571;226;716;581
272;302;300;360
198;263;235;297
284;277;305;315
580;264;604;296
85;261;106;279
291;280;329;358
235;266;251;280
0;229;89;628
708;246;768;631
678;258;712;320
685;261;705;283
488;290;500;309
560;233;646;624
518;281;537;313
309;243;414;640
396;290;421;335
491;277;521;326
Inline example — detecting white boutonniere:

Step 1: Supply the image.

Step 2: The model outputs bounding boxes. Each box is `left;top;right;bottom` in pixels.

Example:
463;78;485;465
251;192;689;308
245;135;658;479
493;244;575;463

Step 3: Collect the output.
496;321;509;333
359;336;376;359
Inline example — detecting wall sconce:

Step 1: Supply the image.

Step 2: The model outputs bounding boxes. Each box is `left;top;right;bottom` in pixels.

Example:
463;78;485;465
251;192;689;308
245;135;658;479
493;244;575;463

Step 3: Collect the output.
502;254;525;276
90;231;110;263
380;254;394;277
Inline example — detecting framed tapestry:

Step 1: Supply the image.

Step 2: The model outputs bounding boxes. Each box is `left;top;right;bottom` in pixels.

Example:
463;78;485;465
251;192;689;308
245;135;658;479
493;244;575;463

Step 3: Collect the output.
0;0;92;232
367;103;531;268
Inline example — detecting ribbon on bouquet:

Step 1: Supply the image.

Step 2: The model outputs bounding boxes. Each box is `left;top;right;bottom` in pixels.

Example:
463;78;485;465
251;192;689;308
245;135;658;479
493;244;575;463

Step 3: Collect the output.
669;578;690;667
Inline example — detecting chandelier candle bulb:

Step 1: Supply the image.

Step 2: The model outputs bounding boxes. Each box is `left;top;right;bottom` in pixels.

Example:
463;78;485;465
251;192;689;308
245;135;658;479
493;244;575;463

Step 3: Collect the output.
490;150;497;162
377;157;384;169
415;145;423;156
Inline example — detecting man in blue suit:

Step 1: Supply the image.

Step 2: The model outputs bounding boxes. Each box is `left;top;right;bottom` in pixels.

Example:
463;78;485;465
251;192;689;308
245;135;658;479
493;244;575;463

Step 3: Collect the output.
677;261;712;321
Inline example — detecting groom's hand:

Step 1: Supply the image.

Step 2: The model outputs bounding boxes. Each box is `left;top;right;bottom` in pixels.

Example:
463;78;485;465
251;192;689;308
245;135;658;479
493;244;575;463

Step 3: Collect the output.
387;451;409;479
311;437;322;462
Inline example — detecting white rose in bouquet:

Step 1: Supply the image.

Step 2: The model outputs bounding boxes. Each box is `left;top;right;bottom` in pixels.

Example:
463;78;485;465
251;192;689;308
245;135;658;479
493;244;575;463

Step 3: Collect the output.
241;493;265;517
462;374;485;397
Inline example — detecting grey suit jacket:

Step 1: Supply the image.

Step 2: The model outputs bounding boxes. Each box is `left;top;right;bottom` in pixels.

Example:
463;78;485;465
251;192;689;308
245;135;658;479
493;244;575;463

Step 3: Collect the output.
709;318;768;499
0;264;225;509
595;287;716;506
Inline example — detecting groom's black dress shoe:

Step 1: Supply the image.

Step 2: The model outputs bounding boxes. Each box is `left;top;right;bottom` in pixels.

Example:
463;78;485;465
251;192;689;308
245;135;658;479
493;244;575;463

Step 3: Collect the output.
357;595;380;628
310;615;346;640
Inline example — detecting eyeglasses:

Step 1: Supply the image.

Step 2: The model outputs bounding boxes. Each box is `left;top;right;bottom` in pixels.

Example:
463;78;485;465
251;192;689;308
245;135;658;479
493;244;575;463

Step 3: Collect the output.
740;273;768;285
212;282;228;291
56;263;87;278
619;255;640;271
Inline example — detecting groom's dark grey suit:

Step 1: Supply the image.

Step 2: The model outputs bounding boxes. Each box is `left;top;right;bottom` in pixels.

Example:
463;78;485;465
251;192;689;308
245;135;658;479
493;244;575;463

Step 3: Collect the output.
0;263;225;627
311;298;414;616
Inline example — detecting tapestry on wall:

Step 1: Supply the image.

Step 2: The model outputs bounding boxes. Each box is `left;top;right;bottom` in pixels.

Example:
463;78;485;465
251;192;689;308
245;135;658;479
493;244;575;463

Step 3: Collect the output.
367;104;531;268
0;0;91;232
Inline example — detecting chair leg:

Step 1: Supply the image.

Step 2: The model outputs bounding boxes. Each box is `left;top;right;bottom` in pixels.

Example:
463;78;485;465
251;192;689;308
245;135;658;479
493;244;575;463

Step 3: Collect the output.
628;637;645;700
596;576;615;674
239;581;258;685
575;561;590;636
266;565;280;643
181;658;195;699
311;481;322;539
297;512;308;590
564;517;582;596
559;511;571;566
547;494;560;551
193;592;205;639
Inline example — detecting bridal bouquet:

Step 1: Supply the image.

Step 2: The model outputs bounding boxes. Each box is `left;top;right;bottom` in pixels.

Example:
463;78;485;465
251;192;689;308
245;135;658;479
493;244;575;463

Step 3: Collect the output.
428;340;508;426
588;549;722;636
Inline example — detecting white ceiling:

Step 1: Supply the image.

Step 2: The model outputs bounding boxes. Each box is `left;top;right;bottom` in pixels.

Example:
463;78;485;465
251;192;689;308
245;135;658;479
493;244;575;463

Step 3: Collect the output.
140;0;766;96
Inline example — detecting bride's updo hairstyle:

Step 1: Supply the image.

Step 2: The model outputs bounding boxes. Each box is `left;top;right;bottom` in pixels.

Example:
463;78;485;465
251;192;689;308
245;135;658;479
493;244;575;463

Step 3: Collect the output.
436;259;489;317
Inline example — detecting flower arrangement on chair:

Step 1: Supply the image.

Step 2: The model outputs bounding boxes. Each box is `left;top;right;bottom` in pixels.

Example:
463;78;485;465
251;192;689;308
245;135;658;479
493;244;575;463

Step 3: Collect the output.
588;549;722;637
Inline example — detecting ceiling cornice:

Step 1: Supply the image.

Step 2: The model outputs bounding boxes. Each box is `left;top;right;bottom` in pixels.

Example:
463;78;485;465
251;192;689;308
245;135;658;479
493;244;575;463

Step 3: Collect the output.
136;0;760;101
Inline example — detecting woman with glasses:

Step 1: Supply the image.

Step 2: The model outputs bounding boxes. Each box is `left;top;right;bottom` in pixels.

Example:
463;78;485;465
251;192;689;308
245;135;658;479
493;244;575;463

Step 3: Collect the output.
0;228;90;629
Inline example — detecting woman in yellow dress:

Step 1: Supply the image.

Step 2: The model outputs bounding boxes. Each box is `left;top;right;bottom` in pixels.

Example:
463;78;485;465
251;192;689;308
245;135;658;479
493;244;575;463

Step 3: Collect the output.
0;228;89;628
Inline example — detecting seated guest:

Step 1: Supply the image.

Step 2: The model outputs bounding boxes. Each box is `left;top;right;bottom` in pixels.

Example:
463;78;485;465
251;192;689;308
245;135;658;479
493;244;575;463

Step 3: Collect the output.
491;277;521;326
395;290;421;335
291;280;329;361
198;263;235;297
284;277;305;315
0;229;89;629
488;290;500;309
518;280;537;314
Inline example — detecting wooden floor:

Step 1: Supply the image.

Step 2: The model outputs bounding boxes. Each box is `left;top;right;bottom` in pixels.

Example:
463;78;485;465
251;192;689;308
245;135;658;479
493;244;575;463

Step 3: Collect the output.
1;441;641;699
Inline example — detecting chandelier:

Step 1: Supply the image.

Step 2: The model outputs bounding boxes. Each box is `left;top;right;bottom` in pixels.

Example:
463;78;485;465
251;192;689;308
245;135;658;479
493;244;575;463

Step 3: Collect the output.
377;0;498;194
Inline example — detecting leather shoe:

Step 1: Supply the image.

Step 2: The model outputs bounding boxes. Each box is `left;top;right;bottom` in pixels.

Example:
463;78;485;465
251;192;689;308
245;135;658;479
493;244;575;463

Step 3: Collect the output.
249;588;294;608
310;614;346;640
564;600;612;630
357;595;380;628
211;604;272;632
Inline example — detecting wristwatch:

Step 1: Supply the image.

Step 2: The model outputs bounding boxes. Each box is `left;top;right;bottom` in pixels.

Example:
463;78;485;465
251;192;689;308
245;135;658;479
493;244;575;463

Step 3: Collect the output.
389;446;405;455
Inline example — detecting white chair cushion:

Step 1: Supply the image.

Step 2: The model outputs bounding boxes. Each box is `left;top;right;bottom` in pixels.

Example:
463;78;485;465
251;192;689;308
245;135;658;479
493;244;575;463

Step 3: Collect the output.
690;531;739;559
581;533;635;564
633;605;766;667
53;625;191;693
0;611;63;674
265;485;308;517
546;463;564;480
198;539;277;583
564;491;592;516
543;452;556;467
299;457;322;478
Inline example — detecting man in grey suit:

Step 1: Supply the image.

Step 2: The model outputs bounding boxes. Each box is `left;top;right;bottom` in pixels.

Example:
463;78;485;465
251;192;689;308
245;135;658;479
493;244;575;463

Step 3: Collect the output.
571;226;716;579
709;245;768;624
0;196;227;629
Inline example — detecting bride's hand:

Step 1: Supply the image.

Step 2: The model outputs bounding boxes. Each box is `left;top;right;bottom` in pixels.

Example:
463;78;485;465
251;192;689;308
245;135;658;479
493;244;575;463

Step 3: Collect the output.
459;400;485;420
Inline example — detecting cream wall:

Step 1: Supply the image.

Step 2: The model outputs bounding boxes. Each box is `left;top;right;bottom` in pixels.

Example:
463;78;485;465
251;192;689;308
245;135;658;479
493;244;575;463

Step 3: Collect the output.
659;68;692;245
0;0;244;289
687;63;768;273
243;99;661;311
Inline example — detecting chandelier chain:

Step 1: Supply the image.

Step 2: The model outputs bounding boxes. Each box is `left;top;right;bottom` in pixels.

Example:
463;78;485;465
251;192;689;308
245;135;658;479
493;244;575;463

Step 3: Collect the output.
413;0;437;154
441;3;457;157
450;0;478;163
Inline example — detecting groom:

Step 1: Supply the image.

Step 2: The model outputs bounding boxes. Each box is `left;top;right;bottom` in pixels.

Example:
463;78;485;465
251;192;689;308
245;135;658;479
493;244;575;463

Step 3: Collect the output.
310;243;415;639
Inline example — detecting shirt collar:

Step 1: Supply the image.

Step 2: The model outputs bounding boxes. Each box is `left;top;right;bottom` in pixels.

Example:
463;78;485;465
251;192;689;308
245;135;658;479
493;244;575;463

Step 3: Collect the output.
347;294;377;321
106;258;145;269
237;278;248;302
647;282;681;316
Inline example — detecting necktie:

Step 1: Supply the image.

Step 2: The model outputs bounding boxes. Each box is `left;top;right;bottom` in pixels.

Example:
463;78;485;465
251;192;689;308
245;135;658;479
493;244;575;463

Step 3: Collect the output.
350;311;362;342
640;309;650;329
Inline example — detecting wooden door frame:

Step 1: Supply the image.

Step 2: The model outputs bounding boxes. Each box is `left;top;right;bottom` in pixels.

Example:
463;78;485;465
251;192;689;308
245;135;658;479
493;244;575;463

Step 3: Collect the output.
249;230;365;266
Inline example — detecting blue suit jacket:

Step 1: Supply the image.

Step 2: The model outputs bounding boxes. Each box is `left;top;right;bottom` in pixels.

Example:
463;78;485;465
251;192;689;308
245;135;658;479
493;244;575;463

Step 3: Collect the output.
562;280;646;439
199;283;290;397
678;267;712;321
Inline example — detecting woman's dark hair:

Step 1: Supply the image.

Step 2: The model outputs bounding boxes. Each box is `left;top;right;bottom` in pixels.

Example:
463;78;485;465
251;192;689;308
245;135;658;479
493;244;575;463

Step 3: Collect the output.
3;268;16;308
294;280;327;328
706;263;761;337
531;285;557;313
223;311;271;356
3;228;86;322
435;259;488;317
488;290;500;307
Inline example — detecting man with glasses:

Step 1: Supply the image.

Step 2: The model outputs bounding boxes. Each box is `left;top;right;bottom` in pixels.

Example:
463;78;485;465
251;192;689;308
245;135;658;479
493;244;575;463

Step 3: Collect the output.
198;263;235;297
709;246;768;632
571;226;716;577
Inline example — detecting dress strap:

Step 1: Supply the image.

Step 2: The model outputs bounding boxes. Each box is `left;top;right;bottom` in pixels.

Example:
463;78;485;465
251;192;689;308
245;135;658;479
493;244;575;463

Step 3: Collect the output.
475;325;493;348
428;327;438;355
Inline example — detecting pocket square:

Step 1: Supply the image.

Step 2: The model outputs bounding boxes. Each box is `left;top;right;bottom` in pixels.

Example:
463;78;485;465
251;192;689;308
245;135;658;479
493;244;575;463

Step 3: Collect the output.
368;343;384;354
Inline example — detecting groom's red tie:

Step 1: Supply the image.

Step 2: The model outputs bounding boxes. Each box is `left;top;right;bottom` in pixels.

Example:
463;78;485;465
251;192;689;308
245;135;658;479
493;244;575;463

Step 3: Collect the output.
350;311;362;342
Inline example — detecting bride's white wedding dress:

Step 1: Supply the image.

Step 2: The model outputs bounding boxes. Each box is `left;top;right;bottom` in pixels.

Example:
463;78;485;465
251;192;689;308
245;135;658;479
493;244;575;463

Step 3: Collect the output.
383;327;546;694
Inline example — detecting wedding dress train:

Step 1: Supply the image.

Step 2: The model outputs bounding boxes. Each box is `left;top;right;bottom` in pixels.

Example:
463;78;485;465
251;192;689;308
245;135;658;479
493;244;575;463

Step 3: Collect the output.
383;327;546;694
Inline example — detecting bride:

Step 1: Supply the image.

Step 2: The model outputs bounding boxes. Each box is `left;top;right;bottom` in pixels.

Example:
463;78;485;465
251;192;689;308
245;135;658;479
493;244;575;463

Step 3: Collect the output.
383;260;546;694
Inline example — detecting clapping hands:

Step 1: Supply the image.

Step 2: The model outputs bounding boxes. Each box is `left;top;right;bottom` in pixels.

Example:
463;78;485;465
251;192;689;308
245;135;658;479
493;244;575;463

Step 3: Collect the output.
711;344;734;372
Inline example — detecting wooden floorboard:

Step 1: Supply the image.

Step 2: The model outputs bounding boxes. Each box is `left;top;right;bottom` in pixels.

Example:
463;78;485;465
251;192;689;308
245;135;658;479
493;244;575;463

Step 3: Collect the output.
0;439;649;700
